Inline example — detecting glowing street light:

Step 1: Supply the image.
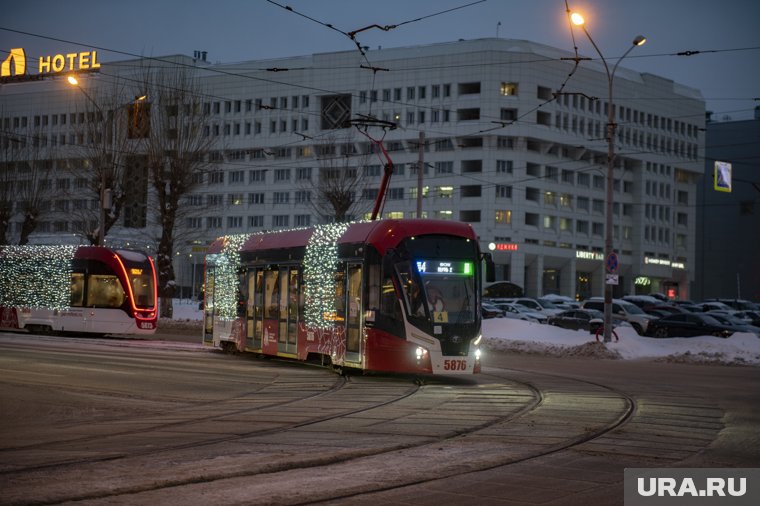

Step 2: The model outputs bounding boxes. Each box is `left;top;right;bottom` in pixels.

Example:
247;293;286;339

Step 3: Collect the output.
67;75;146;246
571;12;646;343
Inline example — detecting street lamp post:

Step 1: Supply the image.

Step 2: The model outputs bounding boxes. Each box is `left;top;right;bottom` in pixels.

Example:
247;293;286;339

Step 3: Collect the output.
67;76;146;246
571;13;645;343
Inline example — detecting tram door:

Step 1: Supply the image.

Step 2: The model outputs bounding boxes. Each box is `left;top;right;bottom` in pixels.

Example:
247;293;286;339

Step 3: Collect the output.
345;263;363;363
202;267;215;344
277;267;299;355
246;269;263;349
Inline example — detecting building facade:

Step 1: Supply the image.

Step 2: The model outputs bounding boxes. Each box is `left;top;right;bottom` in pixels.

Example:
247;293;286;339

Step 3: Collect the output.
694;109;760;302
1;39;705;300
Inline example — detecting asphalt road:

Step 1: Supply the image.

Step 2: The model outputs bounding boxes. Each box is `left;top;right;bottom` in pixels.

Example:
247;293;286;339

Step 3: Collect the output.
0;331;758;505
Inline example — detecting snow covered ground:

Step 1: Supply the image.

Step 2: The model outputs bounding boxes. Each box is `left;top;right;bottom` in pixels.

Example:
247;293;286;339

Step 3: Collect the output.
167;299;760;366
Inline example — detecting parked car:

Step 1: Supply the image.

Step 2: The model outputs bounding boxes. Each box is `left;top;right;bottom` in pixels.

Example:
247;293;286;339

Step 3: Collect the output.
643;304;690;315
497;297;563;316
704;311;760;336
647;313;735;338
539;294;580;310
548;309;631;333
622;295;661;309
491;303;548;323
704;298;760;311
481;302;505;319
734;310;760;327
670;300;703;312
580;298;657;335
644;308;672;319
699;301;734;312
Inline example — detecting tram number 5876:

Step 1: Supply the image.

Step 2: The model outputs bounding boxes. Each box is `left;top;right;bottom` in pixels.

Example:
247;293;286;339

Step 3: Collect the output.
443;359;467;371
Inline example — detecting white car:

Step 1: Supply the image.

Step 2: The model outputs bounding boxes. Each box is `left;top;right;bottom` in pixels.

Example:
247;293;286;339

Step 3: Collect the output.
581;298;657;335
492;303;548;323
497;297;563;316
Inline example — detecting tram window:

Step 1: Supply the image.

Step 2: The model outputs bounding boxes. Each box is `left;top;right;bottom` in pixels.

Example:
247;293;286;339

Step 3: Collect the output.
263;270;279;318
237;271;246;317
288;269;299;321
254;271;264;319
86;274;125;308
279;269;288;318
130;271;154;308
334;269;346;322
70;272;85;307
367;263;380;311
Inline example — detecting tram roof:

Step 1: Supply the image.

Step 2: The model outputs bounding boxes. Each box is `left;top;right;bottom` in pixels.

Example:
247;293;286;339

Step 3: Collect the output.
207;219;476;256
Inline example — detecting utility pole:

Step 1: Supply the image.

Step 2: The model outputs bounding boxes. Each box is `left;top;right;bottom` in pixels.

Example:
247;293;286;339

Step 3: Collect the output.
417;131;424;218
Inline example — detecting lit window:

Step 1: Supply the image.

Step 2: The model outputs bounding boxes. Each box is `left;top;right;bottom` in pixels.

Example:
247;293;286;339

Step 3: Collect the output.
500;82;518;96
495;210;512;224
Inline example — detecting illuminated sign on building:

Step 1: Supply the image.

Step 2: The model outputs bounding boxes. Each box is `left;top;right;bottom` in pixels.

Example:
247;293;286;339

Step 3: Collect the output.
634;276;651;286
1;48;26;77
644;257;671;266
488;242;519;252
576;250;603;261
1;47;100;81
38;51;100;74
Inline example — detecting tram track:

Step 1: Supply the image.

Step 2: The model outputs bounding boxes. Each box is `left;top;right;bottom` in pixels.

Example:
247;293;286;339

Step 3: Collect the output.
3;336;721;506
10;366;629;506
1;337;542;505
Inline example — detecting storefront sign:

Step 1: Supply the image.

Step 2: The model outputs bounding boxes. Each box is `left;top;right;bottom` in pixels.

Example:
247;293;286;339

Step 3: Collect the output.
644;257;671;266
488;242;518;252
576;250;603;261
635;276;651;286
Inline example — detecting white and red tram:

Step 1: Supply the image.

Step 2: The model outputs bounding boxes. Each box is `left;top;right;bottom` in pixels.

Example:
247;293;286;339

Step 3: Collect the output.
0;246;158;335
203;219;492;375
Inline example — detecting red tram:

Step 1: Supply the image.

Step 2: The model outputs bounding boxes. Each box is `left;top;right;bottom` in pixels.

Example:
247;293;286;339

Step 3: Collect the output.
203;219;491;375
0;246;158;335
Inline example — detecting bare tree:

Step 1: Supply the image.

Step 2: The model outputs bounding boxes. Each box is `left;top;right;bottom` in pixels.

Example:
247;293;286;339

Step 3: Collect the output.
307;131;371;222
0;133;22;244
0;129;56;245
141;64;217;318
68;79;147;245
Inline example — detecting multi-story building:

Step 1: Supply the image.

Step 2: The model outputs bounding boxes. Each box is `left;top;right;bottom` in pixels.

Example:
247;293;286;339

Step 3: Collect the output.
1;39;705;299
694;109;760;302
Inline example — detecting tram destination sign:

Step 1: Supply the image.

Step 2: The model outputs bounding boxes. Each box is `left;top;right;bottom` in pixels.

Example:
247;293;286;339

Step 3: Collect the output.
416;260;473;276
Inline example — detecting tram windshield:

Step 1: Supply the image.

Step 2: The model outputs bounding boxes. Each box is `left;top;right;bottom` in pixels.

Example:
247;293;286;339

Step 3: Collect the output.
398;259;476;324
115;250;156;309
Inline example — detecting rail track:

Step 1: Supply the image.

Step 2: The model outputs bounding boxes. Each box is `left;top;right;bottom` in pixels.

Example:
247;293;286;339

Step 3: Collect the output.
0;333;725;506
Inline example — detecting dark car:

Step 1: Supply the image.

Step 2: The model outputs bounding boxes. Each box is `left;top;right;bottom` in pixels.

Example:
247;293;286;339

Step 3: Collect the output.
647;313;735;338
734;310;760;327
705;312;760;336
548;309;604;331
481;302;505;319
548;308;630;333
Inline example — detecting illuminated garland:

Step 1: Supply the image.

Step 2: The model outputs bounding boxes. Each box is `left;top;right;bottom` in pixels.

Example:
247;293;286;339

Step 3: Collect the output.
303;222;351;329
213;233;253;320
209;222;353;327
0;245;78;309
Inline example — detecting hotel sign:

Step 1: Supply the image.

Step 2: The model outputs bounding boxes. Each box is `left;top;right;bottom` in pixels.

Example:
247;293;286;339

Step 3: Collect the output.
1;47;100;81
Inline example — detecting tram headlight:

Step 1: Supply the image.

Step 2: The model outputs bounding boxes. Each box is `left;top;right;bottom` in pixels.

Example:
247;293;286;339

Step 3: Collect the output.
415;346;428;361
473;334;482;346
475;348;482;361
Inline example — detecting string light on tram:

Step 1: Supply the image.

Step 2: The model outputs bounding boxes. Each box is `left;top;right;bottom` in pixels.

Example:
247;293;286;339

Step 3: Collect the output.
214;233;253;320
211;222;353;324
0;245;77;309
303;222;351;329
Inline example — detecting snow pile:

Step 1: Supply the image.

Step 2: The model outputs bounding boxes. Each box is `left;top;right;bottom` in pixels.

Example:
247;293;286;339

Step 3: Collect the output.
482;318;760;366
164;300;760;366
